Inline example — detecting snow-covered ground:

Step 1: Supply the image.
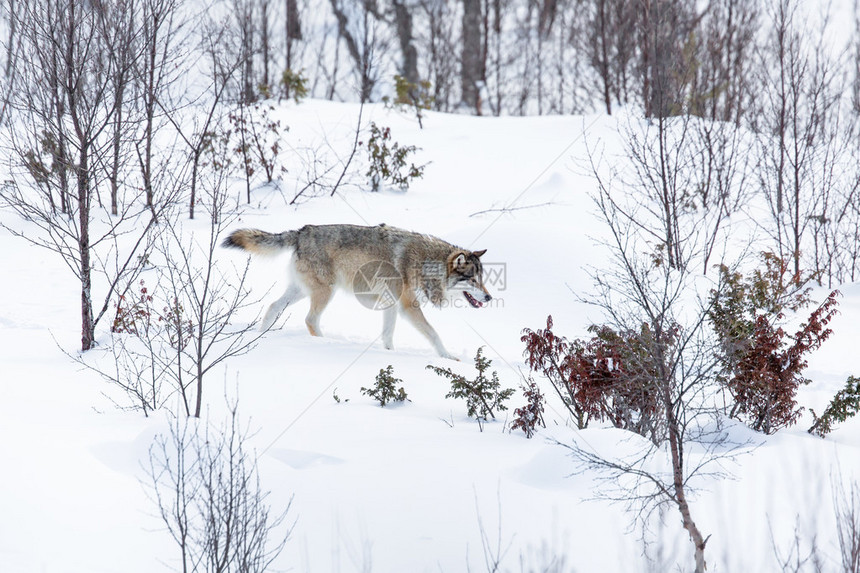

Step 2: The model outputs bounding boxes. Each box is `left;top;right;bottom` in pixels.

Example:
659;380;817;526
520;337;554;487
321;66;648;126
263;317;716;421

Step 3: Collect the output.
1;99;859;572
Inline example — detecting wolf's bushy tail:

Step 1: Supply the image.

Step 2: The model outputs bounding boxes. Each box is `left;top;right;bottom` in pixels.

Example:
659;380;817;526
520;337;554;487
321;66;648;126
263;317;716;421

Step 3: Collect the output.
222;228;298;256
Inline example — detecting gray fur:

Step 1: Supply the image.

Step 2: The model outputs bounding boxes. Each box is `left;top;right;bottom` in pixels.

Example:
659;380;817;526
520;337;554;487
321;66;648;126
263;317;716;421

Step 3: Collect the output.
222;223;492;359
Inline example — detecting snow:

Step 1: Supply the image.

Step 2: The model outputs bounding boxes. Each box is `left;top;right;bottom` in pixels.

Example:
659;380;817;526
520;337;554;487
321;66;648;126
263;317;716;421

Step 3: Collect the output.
1;98;859;572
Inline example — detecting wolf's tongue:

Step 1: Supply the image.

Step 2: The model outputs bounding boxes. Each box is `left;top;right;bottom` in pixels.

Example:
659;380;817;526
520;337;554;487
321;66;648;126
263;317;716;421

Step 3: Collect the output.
464;291;483;308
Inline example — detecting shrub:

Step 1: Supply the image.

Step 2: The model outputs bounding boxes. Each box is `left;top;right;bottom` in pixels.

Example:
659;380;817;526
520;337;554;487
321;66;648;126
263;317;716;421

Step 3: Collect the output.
146;403;292;572
280;69;309;103
709;253;840;434
361;365;408;407
809;376;860;437
427;347;514;424
113;282;191;346
511;377;546;438
521;316;668;443
383;74;433;128
363;122;425;192
228;100;289;185
112;280;154;336
160;296;194;352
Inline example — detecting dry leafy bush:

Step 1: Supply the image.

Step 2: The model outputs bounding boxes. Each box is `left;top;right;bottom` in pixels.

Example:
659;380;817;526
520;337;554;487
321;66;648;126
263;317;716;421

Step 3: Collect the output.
709;253;840;434
521;316;671;444
511;377;546;439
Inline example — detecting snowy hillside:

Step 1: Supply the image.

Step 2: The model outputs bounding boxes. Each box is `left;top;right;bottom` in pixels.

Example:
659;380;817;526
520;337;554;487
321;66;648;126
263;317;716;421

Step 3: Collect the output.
1;99;859;573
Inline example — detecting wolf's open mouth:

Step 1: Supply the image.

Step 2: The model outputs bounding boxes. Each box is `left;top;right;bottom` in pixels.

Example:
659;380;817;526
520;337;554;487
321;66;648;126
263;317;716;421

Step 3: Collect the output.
463;291;483;308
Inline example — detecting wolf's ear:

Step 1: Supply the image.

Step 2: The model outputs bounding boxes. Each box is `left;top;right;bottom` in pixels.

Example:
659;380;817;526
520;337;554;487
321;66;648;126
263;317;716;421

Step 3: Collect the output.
472;249;487;258
454;253;467;267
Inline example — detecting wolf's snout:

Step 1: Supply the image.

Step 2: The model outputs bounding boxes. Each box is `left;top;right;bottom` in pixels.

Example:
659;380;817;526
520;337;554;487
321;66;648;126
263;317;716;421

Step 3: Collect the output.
484;293;492;302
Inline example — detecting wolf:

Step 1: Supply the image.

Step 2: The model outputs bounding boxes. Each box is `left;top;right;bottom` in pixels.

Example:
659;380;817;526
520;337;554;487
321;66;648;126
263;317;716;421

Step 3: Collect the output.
222;223;493;359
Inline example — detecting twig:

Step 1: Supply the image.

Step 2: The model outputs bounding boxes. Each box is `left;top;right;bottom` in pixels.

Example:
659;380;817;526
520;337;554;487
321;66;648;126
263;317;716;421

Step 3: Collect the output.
329;100;365;196
468;201;555;218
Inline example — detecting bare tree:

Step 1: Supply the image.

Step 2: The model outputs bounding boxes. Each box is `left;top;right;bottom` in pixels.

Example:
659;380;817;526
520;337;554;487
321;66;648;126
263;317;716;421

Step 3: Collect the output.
97;0;140;217
826;118;860;283
284;0;302;72
72;33;265;417
562;171;738;573
157;161;267;418
146;396;292;572
853;0;860;114
259;0;272;89
0;0;22;124
570;101;762;570
1;0;163;351
591;0;616;115
689;118;753;273
81;138;267;418
583;0;637;115
136;0;185;215
751;0;844;278
484;0;504;115
834;477;860;573
391;0;418;84
638;0;702;118
159;15;243;220
329;0;384;102
233;0;258;104
690;0;759;124
416;0;457;111
592;111;750;274
460;0;482;112
77;183;267;419
807;116;858;287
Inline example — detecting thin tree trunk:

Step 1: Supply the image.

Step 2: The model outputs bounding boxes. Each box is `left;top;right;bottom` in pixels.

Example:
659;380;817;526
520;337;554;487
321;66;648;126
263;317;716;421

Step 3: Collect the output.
641;0;652;117
461;0;482;113
661;369;707;572
392;0;418;84
111;85;124;216
143;8;157;212
261;0;270;89
78;147;94;350
285;0;301;73
598;0;612;114
190;150;200;219
657;324;707;572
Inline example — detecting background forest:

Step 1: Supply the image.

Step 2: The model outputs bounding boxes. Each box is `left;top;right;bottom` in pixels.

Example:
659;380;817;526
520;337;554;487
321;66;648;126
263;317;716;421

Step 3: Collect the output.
1;0;860;572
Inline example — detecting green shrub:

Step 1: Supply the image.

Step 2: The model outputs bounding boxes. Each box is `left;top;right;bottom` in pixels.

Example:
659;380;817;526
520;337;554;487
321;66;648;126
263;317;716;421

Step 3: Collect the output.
280;69;309;103
383;74;433;128
361;365;408;407
809;376;860;437
363;122;425;192
427;347;514;423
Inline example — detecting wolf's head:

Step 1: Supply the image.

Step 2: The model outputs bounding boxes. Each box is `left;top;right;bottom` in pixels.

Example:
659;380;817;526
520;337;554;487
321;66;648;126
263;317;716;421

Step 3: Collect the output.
447;250;493;308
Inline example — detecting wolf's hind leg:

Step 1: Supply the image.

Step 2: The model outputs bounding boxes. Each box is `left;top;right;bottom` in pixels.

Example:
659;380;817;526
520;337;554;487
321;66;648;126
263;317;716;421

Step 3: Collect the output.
382;306;397;350
260;283;306;331
305;284;333;337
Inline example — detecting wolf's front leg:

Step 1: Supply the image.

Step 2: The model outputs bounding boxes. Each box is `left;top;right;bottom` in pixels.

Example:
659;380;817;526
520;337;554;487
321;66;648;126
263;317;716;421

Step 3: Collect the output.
399;294;457;360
